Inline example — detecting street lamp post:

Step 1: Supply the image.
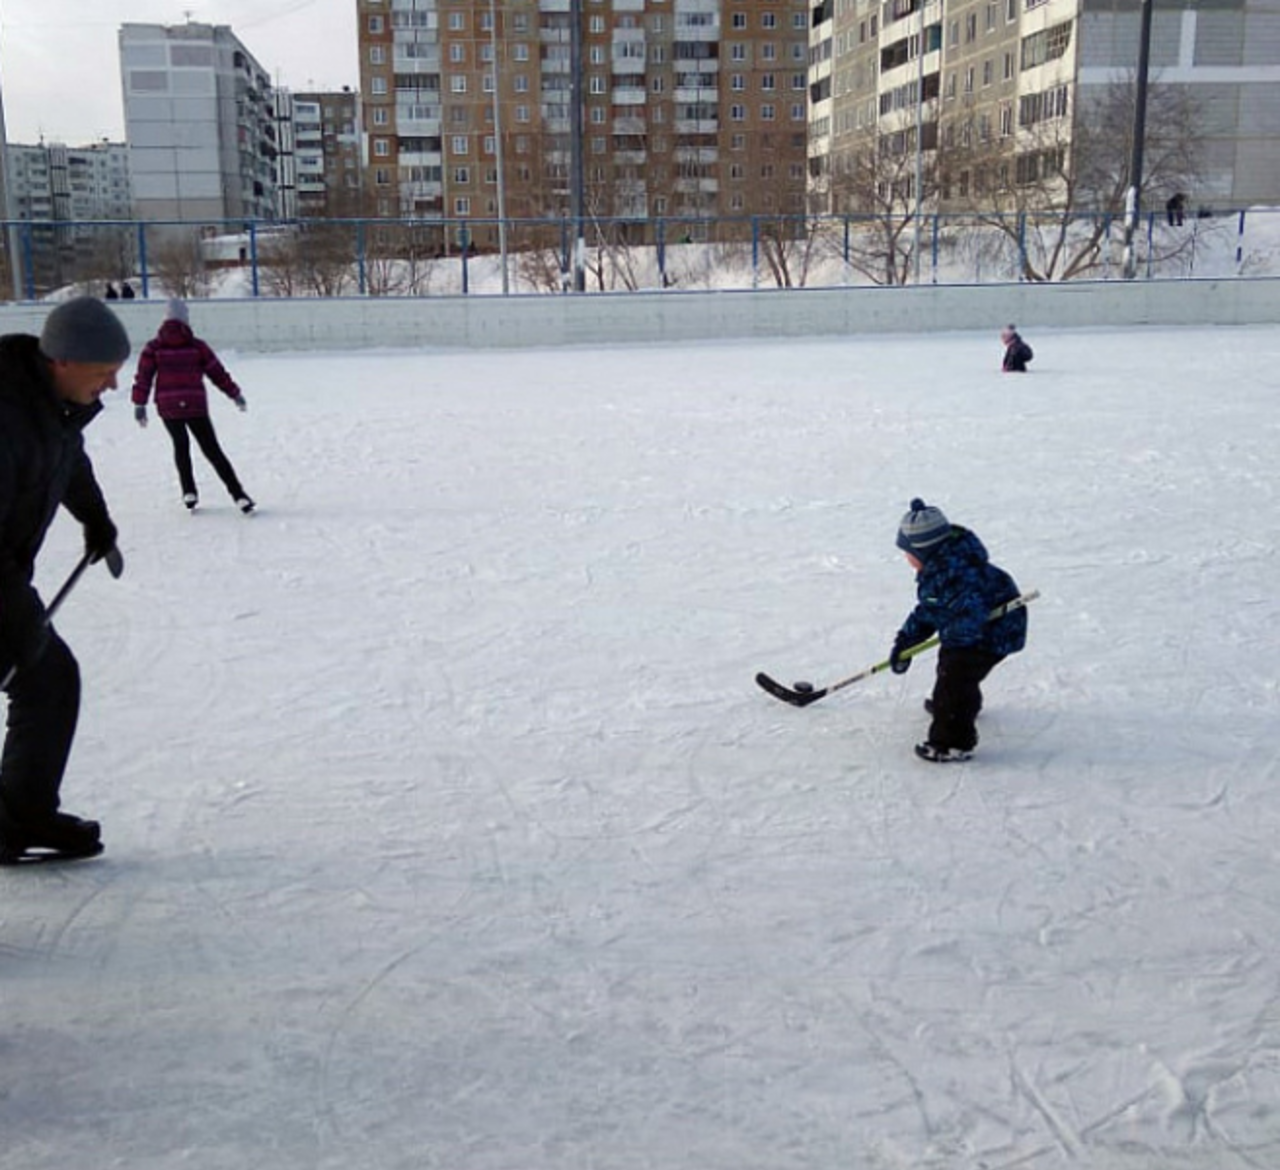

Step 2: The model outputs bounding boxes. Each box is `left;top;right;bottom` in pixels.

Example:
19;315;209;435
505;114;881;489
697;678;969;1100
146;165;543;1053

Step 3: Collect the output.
911;0;927;284
569;0;586;291
1121;0;1154;281
0;56;26;300
488;0;510;294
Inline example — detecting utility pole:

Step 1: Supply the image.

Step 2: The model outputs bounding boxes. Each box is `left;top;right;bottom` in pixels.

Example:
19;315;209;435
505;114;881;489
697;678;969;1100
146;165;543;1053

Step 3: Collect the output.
0;55;26;300
569;0;586;291
1121;0;1154;281
488;0;509;294
911;0;927;285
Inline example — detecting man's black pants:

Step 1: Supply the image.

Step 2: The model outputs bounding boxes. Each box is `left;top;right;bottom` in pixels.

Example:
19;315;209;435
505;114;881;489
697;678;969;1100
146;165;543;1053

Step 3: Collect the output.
0;631;80;821
163;416;244;499
928;646;1002;752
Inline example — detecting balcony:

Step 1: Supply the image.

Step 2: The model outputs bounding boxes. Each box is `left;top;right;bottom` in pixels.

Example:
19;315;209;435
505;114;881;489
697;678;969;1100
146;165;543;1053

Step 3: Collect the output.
614;150;648;164
613;116;646;134
539;0;571;11
674;118;718;134
675;177;719;194
612;87;647;105
674;146;718;163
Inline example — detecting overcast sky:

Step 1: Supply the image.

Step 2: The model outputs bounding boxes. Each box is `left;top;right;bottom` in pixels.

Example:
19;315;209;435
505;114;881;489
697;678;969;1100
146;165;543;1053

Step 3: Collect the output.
0;0;358;144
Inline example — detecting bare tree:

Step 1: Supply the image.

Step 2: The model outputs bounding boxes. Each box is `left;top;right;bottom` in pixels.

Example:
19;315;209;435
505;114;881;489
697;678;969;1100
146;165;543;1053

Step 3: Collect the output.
827;135;938;286
946;77;1202;282
150;229;214;299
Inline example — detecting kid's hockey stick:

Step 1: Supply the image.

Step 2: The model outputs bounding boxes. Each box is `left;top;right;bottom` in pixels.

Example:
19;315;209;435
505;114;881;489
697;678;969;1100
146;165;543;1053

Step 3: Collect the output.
756;590;1039;709
1;548;124;690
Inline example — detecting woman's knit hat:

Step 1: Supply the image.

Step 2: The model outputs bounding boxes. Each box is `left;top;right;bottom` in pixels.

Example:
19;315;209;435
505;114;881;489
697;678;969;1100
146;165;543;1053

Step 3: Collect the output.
39;296;131;364
896;498;952;558
165;297;190;324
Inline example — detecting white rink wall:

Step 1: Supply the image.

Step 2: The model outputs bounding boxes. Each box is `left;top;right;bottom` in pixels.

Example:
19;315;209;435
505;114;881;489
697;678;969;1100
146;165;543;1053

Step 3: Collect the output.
2;277;1279;353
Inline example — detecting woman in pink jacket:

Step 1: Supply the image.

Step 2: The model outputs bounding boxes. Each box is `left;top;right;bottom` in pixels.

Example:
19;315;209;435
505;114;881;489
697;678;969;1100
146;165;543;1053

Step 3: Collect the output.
131;299;255;513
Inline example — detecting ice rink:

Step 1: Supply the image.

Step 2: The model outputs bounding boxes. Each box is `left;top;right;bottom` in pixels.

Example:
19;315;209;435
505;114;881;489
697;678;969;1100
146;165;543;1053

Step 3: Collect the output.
3;323;1279;1169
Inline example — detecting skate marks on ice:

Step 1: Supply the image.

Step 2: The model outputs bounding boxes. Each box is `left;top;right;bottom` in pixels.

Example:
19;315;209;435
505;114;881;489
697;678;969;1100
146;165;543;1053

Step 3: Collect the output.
2;332;1279;1169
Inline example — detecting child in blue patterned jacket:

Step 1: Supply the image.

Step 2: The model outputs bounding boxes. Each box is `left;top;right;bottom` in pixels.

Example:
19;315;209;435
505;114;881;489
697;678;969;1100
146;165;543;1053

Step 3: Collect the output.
889;499;1027;762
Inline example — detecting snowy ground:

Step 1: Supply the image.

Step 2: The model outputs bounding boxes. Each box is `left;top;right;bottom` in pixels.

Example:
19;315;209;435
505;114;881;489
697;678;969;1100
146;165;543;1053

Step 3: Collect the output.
3;325;1279;1169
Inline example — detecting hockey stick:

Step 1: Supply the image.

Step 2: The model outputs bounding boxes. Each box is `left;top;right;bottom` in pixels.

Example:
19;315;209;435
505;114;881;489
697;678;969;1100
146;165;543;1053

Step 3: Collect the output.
756;590;1040;709
0;548;124;691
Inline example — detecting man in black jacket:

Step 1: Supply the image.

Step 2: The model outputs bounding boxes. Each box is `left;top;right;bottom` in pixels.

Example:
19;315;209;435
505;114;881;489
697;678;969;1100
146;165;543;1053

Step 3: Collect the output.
0;296;129;863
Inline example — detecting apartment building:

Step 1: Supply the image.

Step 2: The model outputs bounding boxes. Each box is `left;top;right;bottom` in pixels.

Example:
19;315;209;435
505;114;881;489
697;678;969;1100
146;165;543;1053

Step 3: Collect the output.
4;141;134;290
809;0;1280;217
119;22;279;223
277;89;364;218
357;0;810;245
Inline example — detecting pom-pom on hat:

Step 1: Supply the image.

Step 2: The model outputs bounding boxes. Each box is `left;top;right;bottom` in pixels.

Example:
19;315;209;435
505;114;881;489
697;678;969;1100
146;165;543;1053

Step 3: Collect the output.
896;498;952;558
39;296;131;364
165;297;190;324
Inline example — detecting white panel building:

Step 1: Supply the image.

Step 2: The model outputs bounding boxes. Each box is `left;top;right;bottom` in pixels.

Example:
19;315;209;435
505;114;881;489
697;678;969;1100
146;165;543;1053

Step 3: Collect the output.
119;21;279;223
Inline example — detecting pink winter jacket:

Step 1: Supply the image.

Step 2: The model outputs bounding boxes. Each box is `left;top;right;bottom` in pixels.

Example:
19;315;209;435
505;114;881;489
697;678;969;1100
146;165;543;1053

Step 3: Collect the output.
131;319;242;421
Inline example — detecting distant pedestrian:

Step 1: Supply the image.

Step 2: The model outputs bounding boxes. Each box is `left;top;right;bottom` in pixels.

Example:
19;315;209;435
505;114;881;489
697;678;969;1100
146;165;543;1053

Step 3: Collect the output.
131;299;255;514
1001;324;1033;373
104;282;119;301
120;282;136;300
1166;192;1186;228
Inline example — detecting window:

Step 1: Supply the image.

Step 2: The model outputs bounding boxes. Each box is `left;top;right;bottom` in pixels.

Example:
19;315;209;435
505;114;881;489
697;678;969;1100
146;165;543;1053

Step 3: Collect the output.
448;12;464;30
731;193;744;210
1004;52;1014;81
481;44;493;63
371;76;388;96
515;74;529;93
516;105;530;122
999;104;1013;137
731;132;746;149
368;14;384;33
590;106;606;123
730;43;747;61
760;163;775;179
590;45;606;64
761;43;776;61
965;13;977;42
590;75;606;94
790;102;804;120
372;106;389;125
513;13;528;31
369;45;386;65
793;12;806;28
374;167;390;186
451;135;469;154
480;10;493;31
964;66;974;94
761;73;775;91
792;72;806;91
761;103;775;120
374;138;391;157
484;135;495;154
451;75;467;93
982;59;993;87
653;15;665;32
1021;23;1073;70
453;166;470;184
654;196;667;215
944;71;957;99
589;15;605;32
986;3;997;32
1007;0;1017;20
483;72;495;93
651;45;666;63
730;163;744;179
514;43;530;62
948;20;959;47
730;103;746;121
762;12;776;28
732;12;747;28
450;44;465;63
454;197;470;215
591;136;606;154
651;76;665;92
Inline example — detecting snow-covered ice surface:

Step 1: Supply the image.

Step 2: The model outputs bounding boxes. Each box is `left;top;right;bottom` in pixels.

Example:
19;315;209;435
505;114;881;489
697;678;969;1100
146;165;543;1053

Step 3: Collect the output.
3;325;1280;1170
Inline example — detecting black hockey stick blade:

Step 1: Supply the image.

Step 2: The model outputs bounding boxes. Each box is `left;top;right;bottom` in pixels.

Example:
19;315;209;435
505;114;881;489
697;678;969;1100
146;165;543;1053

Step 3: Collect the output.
755;672;830;708
105;546;125;579
0;842;104;867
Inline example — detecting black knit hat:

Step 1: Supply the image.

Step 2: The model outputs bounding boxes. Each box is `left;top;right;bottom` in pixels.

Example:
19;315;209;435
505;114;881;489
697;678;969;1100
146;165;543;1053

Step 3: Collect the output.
39;296;131;364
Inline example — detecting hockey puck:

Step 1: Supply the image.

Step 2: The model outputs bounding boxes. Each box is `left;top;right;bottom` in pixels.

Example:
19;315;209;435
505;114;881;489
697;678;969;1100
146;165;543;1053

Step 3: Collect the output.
792;680;815;693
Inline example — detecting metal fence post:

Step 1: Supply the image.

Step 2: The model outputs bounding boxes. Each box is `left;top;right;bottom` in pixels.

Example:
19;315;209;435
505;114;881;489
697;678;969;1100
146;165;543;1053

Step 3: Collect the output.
357;219;367;296
1145;210;1154;280
137;222;150;299
461;226;470;295
249;221;260;298
931;213;940;284
1016;212;1027;282
751;216;760;289
1236;209;1246;270
656;218;667;287
20;223;34;300
843;215;851;273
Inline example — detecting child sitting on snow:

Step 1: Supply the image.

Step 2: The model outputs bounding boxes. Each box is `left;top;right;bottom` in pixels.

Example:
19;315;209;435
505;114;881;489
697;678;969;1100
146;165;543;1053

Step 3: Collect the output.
889;499;1027;762
1001;325;1033;372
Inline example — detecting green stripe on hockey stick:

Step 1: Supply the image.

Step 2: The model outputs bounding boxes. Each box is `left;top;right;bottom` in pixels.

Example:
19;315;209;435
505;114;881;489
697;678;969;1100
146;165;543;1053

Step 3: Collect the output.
755;590;1040;708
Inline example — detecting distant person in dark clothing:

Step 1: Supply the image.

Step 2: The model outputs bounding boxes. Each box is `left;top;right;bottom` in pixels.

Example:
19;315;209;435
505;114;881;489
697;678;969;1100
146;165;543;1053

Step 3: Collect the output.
0;296;129;863
1166;192;1186;227
1001;325;1033;373
120;282;136;300
104;283;119;301
131;299;255;514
